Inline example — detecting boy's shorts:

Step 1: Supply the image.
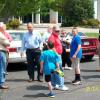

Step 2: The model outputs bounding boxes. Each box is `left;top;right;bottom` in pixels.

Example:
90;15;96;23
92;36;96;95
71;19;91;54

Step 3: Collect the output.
45;75;51;82
72;58;80;68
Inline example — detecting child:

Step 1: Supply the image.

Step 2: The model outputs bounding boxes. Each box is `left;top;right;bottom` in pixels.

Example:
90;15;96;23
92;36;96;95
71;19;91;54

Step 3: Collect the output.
40;41;60;97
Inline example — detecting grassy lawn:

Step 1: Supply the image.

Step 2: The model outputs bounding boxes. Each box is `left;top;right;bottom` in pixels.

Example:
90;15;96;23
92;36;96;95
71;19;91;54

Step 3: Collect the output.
85;32;99;38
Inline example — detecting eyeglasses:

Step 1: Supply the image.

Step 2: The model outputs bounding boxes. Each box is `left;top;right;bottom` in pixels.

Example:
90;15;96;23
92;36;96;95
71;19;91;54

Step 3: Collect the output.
55;30;60;32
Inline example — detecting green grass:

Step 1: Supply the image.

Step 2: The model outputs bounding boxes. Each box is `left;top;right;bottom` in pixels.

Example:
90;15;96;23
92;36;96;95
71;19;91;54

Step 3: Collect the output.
85;32;99;38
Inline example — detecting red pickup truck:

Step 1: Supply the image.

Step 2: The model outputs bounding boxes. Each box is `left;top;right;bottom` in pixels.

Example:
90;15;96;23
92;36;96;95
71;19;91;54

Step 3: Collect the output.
62;32;99;60
81;37;99;60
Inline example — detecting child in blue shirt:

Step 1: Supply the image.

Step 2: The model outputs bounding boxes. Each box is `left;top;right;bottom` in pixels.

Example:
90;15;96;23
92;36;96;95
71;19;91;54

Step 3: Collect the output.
40;41;59;97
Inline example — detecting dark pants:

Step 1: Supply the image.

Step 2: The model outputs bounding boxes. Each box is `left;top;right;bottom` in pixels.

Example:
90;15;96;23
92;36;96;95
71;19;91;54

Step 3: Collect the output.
26;48;42;80
62;48;72;67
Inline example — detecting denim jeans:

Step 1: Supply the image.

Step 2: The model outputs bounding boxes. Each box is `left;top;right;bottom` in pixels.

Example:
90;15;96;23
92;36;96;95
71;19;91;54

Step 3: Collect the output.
51;55;64;87
0;51;7;86
51;73;64;87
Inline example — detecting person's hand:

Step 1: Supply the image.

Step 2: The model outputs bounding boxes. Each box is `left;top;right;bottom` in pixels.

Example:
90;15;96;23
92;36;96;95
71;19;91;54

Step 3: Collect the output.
73;54;76;58
71;54;76;62
71;58;75;62
40;69;43;74
56;67;59;71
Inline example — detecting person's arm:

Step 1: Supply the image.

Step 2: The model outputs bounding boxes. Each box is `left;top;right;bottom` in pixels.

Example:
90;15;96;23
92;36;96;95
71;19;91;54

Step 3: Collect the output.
5;31;12;42
37;32;43;50
73;44;81;58
56;63;60;70
38;32;42;44
55;53;60;69
0;33;10;47
73;37;81;58
40;53;44;73
40;61;44;73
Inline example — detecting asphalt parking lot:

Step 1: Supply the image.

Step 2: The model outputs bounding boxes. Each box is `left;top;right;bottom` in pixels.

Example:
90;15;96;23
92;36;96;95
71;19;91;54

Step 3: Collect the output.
0;56;100;100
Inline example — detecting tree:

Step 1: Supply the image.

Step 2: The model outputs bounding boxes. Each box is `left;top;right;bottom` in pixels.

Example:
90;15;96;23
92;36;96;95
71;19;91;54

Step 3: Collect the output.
0;0;45;22
60;0;94;26
0;0;94;26
0;0;56;22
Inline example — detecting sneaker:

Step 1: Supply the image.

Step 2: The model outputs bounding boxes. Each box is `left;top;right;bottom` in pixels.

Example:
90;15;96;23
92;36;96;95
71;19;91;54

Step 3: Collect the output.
0;85;9;89
64;66;73;70
54;84;59;89
61;85;69;91
55;69;64;77
72;80;81;85
5;72;8;75
55;85;69;91
58;85;69;91
38;79;43;82
28;79;34;82
47;92;55;98
37;75;43;82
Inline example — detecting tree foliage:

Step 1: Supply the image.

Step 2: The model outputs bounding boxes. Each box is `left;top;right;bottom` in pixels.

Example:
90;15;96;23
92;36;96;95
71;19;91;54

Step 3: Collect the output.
0;0;56;16
60;0;94;26
0;0;94;26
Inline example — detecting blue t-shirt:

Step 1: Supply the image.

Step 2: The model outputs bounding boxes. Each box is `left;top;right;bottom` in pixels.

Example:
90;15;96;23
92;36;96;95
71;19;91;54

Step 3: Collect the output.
40;50;60;75
70;35;82;59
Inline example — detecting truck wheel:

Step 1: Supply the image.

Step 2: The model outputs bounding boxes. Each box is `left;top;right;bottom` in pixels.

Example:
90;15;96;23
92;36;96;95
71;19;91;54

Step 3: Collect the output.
84;55;94;61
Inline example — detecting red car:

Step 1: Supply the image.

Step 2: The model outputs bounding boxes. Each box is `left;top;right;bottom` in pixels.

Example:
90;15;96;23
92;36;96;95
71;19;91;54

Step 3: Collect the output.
64;32;99;60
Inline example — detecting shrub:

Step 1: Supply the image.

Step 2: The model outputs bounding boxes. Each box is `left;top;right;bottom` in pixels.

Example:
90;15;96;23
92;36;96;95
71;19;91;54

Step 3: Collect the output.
7;18;20;29
81;20;88;26
87;19;100;27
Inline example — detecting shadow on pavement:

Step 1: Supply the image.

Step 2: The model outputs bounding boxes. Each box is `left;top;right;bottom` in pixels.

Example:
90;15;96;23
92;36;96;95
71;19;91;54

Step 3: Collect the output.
7;63;27;72
6;79;28;82
23;93;47;98
64;81;72;85
81;59;96;63
81;69;98;72
27;85;48;91
82;75;100;80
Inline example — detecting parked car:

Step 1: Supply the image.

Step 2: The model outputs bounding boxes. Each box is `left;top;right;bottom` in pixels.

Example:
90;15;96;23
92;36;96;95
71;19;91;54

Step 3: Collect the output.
7;30;27;63
62;32;99;60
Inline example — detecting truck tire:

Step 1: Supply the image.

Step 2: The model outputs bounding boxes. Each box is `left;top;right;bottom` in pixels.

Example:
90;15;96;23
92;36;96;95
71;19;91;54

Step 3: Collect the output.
84;55;94;61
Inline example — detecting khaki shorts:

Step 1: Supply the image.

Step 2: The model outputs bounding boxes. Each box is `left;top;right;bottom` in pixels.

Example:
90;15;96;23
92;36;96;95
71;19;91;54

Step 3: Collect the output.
72;58;80;68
